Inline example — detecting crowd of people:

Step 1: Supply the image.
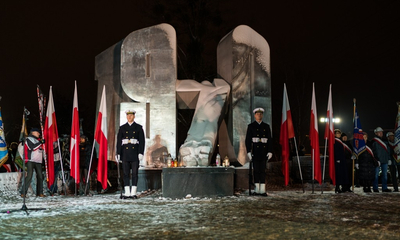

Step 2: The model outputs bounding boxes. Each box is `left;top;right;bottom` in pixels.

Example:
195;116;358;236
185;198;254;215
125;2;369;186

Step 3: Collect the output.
1;128;98;197
334;127;399;193
2;107;398;197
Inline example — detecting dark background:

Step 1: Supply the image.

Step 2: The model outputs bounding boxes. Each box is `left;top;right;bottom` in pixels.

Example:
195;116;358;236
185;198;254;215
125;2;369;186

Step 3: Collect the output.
1;0;399;152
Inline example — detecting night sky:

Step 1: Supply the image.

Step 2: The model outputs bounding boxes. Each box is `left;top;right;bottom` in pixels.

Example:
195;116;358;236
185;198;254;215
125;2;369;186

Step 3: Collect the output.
1;1;399;148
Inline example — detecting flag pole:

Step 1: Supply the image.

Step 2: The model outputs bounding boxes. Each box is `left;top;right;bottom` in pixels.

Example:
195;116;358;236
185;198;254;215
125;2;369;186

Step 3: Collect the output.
293;137;305;193
322;138;328;194
352;98;356;192
75;134;77;196
36;85;49;184
312;149;315;194
56;138;67;196
85;142;96;195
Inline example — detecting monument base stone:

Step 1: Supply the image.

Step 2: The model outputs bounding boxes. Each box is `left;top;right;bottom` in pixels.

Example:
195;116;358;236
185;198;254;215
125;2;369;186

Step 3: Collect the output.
162;167;234;198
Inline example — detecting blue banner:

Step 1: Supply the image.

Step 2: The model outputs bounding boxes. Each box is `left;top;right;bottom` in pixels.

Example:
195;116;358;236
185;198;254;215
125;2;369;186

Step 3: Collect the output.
353;107;366;157
0;108;9;167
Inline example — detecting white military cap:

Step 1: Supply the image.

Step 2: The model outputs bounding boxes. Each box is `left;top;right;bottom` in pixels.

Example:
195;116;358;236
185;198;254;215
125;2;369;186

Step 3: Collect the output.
386;132;394;138
253;108;265;114
374;127;383;133
125;109;136;115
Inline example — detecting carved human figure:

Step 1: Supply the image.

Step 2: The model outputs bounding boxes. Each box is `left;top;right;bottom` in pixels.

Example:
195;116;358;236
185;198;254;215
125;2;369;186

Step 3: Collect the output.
177;79;230;166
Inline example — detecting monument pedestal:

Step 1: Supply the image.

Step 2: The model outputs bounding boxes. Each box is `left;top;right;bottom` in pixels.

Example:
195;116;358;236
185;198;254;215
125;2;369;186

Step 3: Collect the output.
162;167;235;198
137;168;162;192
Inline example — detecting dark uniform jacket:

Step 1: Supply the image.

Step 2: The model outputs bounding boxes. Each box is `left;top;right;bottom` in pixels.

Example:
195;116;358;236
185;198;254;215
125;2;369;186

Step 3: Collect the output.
245;121;272;161
334;138;349;185
117;122;145;162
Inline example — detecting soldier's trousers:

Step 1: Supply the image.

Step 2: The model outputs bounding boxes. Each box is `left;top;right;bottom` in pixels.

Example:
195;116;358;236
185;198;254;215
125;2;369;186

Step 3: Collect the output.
253;159;267;184
122;161;139;187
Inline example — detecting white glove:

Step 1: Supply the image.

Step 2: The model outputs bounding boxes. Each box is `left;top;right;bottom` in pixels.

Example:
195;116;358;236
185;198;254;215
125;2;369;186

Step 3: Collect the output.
138;154;143;161
378;161;381;167
355;163;359;169
267;152;273;160
336;160;340;163
388;160;392;166
115;155;121;163
247;152;252;161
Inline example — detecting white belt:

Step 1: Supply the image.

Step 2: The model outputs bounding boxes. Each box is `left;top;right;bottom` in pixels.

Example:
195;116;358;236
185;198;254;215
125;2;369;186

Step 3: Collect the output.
252;138;268;143
122;138;139;145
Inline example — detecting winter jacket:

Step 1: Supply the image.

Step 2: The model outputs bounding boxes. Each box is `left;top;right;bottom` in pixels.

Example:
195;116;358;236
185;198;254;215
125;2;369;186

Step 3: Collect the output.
372;136;390;164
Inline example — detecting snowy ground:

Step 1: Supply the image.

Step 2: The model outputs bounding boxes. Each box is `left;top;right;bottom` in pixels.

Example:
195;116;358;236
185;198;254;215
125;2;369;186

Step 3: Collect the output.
1;187;400;239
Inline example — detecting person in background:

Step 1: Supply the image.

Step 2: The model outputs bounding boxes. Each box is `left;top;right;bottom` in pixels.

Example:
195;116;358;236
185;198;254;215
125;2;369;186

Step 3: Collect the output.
334;129;350;193
341;132;355;190
356;132;377;192
20;128;46;197
387;132;399;192
372;127;391;192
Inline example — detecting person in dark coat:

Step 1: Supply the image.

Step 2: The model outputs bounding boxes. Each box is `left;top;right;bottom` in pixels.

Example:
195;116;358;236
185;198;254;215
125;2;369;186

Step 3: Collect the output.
245;107;273;196
356;132;378;192
116;109;145;199
341;133;355;189
334;129;350;193
79;135;93;194
387;132;399;192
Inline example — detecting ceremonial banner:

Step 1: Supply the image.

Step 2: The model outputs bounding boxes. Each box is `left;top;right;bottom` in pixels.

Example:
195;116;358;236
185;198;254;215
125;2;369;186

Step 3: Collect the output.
353;103;366;157
14;108;29;170
280;84;295;186
310;83;321;184
70;81;80;183
394;103;400;162
44;87;58;188
95;86;108;190
324;84;335;185
0;108;8;168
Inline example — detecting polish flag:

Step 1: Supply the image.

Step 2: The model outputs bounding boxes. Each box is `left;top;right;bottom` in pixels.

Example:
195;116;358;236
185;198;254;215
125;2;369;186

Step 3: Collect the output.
324;84;335;185
280;84;295;186
95;86;108;190
44;86;57;188
310;83;321;184
70;81;80;184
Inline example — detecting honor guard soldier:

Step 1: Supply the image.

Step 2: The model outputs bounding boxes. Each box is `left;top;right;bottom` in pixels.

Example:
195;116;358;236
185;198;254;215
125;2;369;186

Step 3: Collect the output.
245;108;273;196
117;109;145;199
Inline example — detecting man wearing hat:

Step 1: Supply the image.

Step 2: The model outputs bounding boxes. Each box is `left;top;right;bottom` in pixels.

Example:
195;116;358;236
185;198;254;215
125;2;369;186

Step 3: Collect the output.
20;128;46;197
245;107;273;196
116;110;145;199
334;129;350;193
371;127;392;192
387;131;399;192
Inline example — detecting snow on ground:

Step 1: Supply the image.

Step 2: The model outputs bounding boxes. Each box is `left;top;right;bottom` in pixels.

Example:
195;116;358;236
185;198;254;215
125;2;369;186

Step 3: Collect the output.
1;188;400;239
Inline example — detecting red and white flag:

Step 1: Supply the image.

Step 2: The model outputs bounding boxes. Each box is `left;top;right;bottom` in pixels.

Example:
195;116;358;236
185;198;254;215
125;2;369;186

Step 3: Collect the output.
280;83;295;186
310;83;321;184
95;86;108;190
70;81;80;184
324;84;335;185
44;86;58;188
